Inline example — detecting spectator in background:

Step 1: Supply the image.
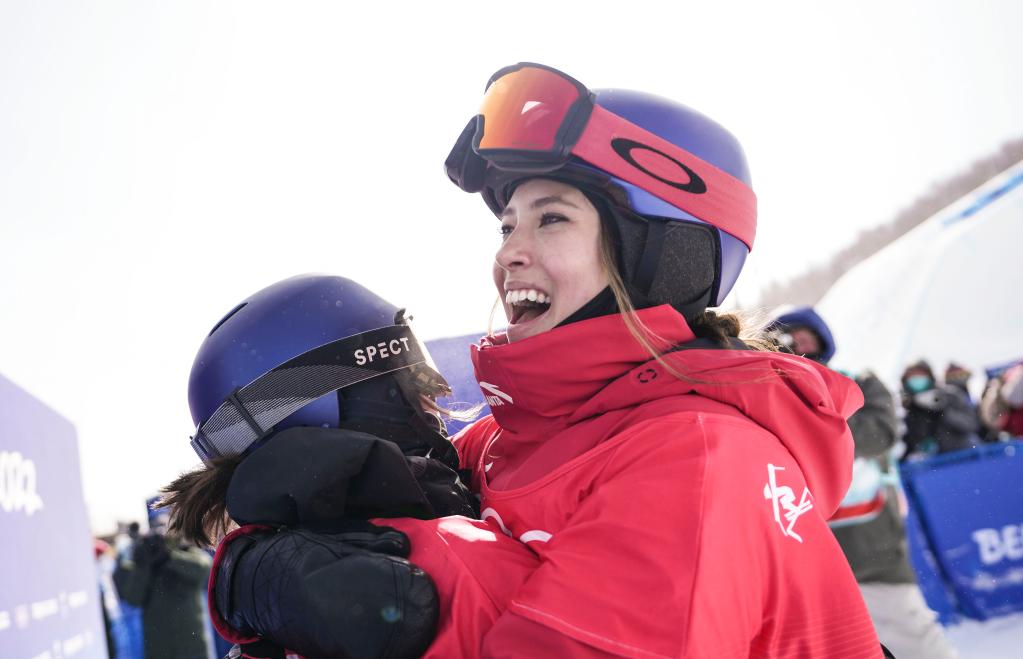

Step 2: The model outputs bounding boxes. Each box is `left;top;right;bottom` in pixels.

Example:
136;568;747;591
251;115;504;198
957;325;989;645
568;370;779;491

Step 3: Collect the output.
112;522;144;659
130;512;212;659
901;360;980;458
980;362;1023;438
772;307;957;659
944;363;973;401
94;539;119;658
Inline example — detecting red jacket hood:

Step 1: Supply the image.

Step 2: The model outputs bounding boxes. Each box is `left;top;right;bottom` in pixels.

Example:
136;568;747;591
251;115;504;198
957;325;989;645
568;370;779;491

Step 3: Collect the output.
471;305;863;515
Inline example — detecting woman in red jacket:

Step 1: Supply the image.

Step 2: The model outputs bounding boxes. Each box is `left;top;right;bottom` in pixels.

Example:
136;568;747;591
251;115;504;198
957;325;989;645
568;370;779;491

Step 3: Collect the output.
394;62;885;658
206;63;887;658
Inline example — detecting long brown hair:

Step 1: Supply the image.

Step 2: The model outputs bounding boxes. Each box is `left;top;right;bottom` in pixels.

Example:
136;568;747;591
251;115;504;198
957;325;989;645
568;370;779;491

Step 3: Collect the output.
159;455;241;547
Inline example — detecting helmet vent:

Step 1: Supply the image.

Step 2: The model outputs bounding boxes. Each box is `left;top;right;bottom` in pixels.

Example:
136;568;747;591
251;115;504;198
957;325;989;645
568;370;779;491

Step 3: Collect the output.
208;302;247;337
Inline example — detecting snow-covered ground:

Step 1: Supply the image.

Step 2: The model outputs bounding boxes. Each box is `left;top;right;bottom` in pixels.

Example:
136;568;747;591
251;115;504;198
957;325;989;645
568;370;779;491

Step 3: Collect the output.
946;613;1023;658
820;161;1023;394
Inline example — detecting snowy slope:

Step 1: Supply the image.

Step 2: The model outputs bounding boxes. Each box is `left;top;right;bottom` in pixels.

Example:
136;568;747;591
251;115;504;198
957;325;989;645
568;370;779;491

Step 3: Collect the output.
818;161;1023;392
946;612;1023;658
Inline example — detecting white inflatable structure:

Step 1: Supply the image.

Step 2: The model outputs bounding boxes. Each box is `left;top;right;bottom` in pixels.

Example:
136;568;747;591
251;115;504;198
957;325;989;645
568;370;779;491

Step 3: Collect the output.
819;161;1023;391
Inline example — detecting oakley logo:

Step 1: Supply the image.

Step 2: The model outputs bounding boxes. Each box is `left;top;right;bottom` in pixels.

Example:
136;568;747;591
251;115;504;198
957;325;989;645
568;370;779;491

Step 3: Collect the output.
763;464;813;543
0;451;44;517
479;381;514;407
611;138;707;194
354;337;413;366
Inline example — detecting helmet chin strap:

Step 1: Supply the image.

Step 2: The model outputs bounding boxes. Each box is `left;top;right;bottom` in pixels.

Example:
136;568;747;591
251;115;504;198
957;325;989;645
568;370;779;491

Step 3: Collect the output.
633;218;667;295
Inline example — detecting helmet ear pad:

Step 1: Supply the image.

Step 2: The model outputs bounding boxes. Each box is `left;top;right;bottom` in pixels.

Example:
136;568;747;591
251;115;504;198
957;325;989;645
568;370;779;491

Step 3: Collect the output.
592;194;721;322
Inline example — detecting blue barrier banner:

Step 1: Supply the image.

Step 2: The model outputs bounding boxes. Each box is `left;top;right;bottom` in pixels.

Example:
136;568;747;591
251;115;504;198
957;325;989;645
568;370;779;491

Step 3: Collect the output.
901;441;1023;620
0;373;107;658
426;333;490;436
904;494;961;624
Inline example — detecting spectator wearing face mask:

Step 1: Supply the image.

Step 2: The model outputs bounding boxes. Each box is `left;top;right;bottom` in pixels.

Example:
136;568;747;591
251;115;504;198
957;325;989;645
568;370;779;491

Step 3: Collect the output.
901;360;980;459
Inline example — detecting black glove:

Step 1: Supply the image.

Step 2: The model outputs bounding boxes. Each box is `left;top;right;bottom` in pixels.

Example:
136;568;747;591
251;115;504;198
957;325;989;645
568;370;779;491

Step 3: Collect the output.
227;427;477;529
214;524;436;659
406;456;478;518
225;639;289;659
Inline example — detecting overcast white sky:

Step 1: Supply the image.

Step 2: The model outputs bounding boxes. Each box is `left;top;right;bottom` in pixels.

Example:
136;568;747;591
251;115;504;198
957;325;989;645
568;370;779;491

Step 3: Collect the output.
2;1;1021;533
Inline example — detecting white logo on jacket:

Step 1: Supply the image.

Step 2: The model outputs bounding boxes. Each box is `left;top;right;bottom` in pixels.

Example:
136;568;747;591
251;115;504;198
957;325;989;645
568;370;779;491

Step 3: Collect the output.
763;464;813;543
481;507;552;544
479;381;514;407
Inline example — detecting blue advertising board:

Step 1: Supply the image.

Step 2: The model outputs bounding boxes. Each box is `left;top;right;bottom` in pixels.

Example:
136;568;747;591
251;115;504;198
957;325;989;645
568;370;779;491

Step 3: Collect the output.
901;441;1023;620
426;332;490;436
904;494;960;624
0;373;107;659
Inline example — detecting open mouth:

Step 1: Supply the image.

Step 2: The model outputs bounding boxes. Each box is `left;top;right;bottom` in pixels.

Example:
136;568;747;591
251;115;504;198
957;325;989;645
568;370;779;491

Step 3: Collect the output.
506;289;552;325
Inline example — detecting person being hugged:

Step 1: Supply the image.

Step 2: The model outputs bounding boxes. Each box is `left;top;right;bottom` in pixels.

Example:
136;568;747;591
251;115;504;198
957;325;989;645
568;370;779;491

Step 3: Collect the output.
161;275;534;659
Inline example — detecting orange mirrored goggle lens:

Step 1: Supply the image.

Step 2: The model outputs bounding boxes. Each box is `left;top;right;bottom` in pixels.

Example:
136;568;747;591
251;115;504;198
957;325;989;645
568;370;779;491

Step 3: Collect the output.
477;66;583;152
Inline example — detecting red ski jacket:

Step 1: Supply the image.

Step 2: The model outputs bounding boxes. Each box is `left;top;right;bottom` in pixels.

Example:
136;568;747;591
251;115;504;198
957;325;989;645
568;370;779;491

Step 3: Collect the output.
388;305;882;658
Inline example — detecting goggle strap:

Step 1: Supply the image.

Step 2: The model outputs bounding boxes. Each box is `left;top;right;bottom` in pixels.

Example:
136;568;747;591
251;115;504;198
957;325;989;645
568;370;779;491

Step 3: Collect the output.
191;325;427;464
574;105;757;250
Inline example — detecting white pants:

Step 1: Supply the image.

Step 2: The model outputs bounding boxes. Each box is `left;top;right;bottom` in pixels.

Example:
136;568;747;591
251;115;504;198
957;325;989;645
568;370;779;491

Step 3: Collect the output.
859;582;958;659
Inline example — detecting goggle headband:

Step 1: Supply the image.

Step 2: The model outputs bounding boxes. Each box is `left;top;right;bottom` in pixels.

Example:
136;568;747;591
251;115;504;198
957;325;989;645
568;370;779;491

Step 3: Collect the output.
453;62;756;250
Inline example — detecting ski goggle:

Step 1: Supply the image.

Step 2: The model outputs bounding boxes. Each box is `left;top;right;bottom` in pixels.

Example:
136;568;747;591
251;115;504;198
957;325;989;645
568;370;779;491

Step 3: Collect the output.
190;314;452;465
445;62;756;250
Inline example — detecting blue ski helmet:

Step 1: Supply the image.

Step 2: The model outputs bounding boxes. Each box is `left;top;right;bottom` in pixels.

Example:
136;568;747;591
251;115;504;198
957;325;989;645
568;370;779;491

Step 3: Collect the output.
187;275;449;464
583;89;752;308
446;64;755;319
771;306;837;364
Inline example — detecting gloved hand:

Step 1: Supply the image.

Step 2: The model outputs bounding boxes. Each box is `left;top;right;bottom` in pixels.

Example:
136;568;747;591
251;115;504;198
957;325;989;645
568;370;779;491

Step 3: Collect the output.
913;389;947;411
213;523;436;659
227;427;476;529
406;456;479;518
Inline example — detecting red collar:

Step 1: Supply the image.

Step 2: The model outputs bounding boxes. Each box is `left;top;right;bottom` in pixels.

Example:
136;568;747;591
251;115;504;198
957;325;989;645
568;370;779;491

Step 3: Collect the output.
468;306;863;514
470;306;695;435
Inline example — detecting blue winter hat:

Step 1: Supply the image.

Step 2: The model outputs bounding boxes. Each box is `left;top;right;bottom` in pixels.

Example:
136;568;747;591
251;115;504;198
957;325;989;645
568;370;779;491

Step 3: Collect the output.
772;306;836;364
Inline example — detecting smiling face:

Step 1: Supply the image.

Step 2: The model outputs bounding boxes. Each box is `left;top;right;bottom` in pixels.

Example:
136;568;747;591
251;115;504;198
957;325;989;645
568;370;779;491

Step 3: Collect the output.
493;179;609;343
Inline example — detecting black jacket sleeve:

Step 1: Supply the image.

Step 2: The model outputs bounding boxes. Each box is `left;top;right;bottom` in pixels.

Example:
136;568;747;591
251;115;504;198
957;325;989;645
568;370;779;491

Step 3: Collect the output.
939;385;980;434
849;373;899;458
213;526;437;659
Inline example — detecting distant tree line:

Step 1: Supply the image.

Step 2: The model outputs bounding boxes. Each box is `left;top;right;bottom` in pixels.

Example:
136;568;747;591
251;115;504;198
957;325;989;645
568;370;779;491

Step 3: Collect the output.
757;137;1023;309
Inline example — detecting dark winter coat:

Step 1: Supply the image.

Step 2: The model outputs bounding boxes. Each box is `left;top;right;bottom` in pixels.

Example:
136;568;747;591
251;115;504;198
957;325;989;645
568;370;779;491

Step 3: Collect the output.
902;383;980;456
134;535;212;659
831;373;917;584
